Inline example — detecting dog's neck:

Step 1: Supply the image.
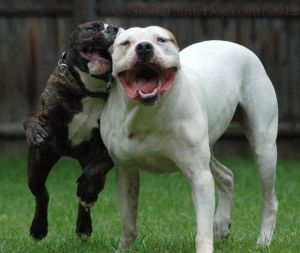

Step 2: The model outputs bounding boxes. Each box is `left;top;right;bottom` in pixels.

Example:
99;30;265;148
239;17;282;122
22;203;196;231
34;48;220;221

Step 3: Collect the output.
74;67;109;93
57;51;110;98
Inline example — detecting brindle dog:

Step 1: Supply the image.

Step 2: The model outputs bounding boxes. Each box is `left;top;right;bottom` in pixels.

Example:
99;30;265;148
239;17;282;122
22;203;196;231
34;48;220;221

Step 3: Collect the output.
23;21;118;240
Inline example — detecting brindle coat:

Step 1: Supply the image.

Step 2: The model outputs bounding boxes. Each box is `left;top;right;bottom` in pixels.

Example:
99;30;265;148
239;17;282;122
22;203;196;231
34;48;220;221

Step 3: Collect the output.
24;21;117;240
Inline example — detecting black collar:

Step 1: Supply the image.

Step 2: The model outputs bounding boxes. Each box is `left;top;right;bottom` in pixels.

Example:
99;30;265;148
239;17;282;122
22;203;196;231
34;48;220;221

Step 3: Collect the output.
57;52;110;99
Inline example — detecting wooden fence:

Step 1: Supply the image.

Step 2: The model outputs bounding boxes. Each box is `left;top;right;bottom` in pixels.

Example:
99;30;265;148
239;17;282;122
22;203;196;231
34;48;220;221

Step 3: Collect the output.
0;0;300;142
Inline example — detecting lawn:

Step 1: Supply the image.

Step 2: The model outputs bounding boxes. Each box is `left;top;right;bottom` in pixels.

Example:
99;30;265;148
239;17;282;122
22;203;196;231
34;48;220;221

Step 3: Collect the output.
0;154;299;253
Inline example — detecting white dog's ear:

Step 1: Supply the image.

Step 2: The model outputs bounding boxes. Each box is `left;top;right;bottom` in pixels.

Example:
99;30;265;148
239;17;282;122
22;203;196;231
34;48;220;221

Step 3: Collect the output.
163;28;179;50
117;27;125;36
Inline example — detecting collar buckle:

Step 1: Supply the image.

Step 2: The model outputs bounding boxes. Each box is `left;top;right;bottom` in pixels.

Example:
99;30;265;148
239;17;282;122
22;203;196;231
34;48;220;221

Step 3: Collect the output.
57;51;67;77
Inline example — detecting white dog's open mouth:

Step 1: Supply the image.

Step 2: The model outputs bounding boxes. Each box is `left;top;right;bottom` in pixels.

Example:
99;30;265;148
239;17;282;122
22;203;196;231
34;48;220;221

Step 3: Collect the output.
80;47;111;76
118;63;177;104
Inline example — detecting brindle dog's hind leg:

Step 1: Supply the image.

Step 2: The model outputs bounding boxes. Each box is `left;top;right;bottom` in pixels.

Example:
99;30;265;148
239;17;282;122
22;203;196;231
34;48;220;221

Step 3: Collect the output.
76;158;113;238
28;145;60;240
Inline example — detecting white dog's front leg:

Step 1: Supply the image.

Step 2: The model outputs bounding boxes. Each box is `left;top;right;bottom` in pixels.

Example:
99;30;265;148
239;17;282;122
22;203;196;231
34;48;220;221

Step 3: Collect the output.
173;134;215;253
116;167;140;251
191;167;215;253
177;154;215;253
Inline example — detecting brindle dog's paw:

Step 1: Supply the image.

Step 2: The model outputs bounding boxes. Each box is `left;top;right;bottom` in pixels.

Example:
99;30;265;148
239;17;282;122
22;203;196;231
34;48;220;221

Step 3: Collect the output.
30;219;48;240
76;206;92;239
76;223;92;240
24;117;51;148
29;124;51;148
76;175;98;207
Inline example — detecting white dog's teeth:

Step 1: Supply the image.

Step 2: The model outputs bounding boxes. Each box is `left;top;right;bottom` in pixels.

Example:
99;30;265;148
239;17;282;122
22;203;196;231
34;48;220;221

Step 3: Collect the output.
139;88;157;98
157;80;162;88
138;90;143;97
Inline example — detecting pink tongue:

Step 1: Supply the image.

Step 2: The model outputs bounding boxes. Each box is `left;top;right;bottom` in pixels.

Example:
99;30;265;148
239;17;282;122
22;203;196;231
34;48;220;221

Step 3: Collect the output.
81;52;108;64
135;79;157;93
80;51;111;74
120;78;159;100
90;61;110;74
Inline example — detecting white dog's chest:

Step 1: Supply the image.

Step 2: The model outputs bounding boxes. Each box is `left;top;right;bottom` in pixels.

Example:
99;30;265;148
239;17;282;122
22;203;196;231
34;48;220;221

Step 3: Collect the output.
68;97;105;146
107;128;179;172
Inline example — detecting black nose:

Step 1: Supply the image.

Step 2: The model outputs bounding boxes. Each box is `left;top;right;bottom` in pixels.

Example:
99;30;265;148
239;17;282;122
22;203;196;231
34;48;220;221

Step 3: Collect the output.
135;42;154;62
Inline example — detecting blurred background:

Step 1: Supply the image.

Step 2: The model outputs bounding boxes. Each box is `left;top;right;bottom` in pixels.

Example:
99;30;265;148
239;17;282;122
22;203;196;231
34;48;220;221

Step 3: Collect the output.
0;0;299;157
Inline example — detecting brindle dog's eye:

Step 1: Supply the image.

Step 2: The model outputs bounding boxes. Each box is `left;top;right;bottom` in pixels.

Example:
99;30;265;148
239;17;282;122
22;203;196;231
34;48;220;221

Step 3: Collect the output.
157;37;168;43
86;27;96;33
120;40;130;46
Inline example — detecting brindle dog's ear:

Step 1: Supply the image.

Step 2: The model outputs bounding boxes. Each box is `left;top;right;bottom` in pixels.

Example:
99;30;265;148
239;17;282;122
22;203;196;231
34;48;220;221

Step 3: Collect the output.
69;28;79;48
108;27;123;54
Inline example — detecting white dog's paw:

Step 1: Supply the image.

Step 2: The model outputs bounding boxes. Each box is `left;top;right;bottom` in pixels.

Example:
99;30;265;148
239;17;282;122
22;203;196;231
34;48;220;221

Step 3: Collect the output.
195;237;214;253
256;235;272;246
116;245;124;253
213;219;231;241
116;243;131;253
116;233;136;253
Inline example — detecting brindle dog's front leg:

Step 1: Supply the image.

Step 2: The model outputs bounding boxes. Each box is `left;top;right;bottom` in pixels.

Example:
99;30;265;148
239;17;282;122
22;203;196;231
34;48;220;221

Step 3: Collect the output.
76;158;113;237
25;116;60;240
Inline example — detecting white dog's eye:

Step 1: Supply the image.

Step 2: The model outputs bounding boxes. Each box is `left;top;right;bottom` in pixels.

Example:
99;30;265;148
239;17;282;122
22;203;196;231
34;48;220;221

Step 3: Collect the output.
157;37;168;43
120;40;130;46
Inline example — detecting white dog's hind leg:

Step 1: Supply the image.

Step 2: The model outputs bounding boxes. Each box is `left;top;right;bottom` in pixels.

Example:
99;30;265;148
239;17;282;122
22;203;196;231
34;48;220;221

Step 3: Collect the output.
239;93;278;245
210;155;233;241
116;167;140;251
241;117;278;245
238;60;278;245
248;135;278;246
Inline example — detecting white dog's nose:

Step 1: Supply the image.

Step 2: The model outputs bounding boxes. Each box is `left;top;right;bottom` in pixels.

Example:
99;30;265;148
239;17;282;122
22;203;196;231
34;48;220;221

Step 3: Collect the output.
135;42;154;62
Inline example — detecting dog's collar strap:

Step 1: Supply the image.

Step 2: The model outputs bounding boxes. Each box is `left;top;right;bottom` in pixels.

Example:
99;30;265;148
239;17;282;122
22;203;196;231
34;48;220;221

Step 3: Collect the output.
57;52;109;99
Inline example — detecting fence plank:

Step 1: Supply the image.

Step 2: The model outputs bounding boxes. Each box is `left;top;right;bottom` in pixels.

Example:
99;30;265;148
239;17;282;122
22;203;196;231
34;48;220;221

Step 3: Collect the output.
0;1;300;140
0;17;29;122
290;19;300;120
96;2;300;17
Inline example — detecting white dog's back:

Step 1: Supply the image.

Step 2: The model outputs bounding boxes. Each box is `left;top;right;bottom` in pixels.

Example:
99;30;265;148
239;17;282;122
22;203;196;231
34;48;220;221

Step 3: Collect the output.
180;41;277;144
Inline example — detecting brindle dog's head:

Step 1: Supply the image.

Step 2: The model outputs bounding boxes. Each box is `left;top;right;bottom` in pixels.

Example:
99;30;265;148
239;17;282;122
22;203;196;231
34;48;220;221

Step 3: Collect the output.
66;21;118;83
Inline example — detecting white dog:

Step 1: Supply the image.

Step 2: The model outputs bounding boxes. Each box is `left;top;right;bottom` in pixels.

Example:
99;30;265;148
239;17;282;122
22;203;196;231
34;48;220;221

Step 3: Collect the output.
101;26;278;253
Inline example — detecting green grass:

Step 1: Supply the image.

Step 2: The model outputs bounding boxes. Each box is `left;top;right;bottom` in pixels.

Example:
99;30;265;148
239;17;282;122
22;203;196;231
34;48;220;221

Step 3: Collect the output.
0;155;299;253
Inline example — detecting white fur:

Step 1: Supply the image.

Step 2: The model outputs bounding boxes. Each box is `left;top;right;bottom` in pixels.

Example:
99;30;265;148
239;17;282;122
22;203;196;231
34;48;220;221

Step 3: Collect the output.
101;27;278;253
111;27;180;75
76;67;109;92
68;97;105;146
